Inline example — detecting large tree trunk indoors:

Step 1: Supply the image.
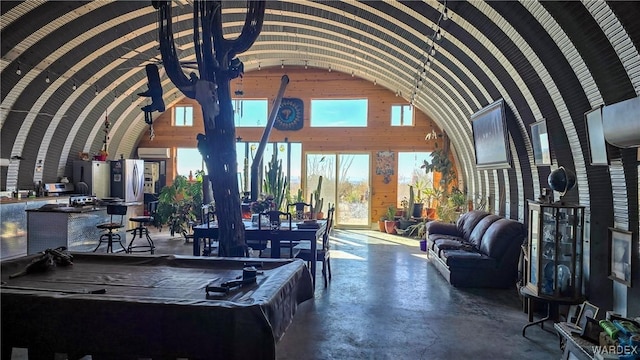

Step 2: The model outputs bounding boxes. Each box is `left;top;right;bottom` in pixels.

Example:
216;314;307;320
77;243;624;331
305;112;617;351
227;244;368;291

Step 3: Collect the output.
155;1;266;256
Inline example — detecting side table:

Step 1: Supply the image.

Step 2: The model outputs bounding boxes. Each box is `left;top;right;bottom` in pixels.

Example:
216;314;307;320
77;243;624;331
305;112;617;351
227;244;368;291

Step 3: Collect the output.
519;286;583;336
554;322;595;360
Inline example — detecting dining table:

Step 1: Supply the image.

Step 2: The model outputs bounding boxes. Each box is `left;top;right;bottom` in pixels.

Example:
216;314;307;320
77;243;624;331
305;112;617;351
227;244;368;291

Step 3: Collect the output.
192;219;327;288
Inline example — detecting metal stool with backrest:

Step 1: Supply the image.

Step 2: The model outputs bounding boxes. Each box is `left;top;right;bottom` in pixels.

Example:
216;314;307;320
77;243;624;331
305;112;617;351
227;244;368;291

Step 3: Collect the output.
294;206;335;287
94;204;128;253
258;210;297;258
127;201;157;254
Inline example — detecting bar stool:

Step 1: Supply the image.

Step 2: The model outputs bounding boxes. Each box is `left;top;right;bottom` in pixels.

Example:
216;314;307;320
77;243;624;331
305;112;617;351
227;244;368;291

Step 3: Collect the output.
127;203;156;254
94;204;128;253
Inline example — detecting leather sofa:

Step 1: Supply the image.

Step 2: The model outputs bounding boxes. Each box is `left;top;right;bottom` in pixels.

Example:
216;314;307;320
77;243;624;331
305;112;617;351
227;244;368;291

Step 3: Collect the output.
425;210;526;288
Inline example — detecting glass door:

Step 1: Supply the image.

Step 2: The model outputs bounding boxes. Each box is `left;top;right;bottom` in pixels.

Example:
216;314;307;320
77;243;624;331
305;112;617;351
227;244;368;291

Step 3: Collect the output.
306;153;370;228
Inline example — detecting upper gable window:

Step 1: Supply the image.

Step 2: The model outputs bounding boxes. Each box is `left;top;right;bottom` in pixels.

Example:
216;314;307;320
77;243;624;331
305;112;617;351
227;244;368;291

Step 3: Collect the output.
233;99;268;127
310;99;368;127
174;106;194;126
391;104;413;126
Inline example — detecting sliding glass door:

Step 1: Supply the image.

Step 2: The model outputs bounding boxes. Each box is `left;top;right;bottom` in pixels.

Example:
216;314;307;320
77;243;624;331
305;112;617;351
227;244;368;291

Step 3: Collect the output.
306;153;370;228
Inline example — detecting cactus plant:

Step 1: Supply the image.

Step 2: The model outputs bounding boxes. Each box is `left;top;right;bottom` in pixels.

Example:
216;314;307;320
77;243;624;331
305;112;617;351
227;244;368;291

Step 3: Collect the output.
262;152;288;211
310;176;324;219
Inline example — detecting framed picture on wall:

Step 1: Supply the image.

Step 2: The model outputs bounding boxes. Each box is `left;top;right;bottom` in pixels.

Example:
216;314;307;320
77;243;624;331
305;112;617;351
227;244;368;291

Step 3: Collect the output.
471;99;511;169
608;227;632;287
585;106;609;166
530;119;552;166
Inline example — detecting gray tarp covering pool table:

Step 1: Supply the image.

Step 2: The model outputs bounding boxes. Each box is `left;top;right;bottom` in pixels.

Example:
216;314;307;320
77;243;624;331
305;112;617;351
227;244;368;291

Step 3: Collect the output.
1;253;313;359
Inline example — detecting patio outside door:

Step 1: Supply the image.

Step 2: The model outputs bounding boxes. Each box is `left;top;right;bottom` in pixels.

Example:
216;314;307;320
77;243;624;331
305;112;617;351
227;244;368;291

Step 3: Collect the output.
306;153;370;228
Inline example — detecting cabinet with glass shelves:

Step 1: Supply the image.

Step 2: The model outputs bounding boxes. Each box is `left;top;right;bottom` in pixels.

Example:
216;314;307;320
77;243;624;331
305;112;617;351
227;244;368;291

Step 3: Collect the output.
525;201;585;300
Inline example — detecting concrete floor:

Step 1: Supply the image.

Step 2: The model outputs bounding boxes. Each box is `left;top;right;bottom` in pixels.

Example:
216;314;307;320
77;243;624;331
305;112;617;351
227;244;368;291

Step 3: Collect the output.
8;227;562;359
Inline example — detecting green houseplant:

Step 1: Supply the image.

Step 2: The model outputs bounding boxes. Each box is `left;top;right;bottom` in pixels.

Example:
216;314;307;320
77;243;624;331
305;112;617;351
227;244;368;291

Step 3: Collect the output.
384;205;397;234
157;173;204;237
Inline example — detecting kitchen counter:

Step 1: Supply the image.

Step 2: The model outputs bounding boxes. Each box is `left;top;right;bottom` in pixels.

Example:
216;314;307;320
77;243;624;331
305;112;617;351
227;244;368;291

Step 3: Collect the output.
26;204;105;213
0;195;69;204
27;206;113;254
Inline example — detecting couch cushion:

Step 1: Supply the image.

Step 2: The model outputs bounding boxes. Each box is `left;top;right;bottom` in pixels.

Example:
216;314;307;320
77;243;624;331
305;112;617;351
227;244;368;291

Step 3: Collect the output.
428;233;462;251
425;221;461;238
467;214;502;249
441;249;497;269
479;218;526;260
456;211;491;240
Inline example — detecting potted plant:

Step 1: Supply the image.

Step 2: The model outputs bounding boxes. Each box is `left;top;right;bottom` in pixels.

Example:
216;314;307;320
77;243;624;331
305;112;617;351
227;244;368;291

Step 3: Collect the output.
157;174;204;237
378;215;387;232
398;186;417;230
412;180;427;218
384;205;397;234
421;144;457;220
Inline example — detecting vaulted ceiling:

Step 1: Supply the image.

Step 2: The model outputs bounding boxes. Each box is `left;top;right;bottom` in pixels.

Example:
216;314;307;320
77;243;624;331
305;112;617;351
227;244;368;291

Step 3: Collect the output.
1;1;639;228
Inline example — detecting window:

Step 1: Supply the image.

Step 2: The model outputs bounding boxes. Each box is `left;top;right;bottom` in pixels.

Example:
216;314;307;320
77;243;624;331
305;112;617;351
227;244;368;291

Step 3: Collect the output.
233;99;268;127
176;148;204;177
310;99;368;127
397;152;433;206
174;106;194;126
391;104;413;126
235;141;302;196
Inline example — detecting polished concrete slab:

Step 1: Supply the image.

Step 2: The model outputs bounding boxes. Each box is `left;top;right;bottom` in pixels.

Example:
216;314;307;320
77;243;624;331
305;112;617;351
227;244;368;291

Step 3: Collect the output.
7;227;561;359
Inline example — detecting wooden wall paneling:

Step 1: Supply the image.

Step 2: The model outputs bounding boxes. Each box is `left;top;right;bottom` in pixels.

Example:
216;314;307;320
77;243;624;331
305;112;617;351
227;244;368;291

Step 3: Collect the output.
138;68;451;226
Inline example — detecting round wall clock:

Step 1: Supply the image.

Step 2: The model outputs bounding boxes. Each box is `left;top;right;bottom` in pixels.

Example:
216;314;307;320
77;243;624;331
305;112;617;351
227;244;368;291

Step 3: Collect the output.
274;98;304;131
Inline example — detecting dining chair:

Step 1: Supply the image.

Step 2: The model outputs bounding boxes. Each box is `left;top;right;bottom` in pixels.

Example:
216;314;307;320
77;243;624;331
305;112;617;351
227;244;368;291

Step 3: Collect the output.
287;201;311;221
201;204;218;256
258;210;297;258
294;206;335;287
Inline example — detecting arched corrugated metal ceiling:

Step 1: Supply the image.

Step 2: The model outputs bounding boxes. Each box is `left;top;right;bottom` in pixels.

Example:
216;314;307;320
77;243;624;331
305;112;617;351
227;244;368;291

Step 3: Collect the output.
1;1;639;230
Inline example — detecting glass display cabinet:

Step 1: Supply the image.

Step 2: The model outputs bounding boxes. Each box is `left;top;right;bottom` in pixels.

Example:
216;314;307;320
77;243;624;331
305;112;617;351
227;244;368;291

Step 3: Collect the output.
525;201;585;300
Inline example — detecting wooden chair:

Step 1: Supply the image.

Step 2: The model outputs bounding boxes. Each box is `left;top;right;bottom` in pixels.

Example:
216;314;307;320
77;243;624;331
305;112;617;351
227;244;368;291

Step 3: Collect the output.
287;201;311;221
201;204;218;256
258;210;297;258
294;206;335;287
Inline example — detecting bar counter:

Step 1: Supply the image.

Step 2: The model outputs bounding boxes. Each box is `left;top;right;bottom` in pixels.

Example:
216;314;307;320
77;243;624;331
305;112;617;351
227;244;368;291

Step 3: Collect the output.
26;205;113;254
1;196;70;259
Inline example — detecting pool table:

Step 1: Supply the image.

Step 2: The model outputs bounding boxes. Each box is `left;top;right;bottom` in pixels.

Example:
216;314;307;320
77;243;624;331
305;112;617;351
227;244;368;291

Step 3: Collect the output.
1;252;313;360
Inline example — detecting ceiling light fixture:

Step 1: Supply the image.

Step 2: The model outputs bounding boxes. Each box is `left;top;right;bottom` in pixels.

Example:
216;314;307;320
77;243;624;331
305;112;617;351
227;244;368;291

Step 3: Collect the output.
16;66;21;76
436;29;442;41
351;71;355;77
430;46;436;56
258;62;261;70
328;65;332;72
95;85;99;96
281;60;284;69
443;7;449;21
304;60;308;69
45;73;50;83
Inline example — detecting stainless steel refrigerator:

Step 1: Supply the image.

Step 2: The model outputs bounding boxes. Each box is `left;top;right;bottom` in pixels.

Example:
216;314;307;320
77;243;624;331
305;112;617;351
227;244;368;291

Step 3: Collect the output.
110;159;144;203
72;160;110;198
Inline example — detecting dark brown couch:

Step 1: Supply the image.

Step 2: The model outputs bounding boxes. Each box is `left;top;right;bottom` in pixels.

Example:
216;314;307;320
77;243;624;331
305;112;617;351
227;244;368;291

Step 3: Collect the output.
425;210;526;288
